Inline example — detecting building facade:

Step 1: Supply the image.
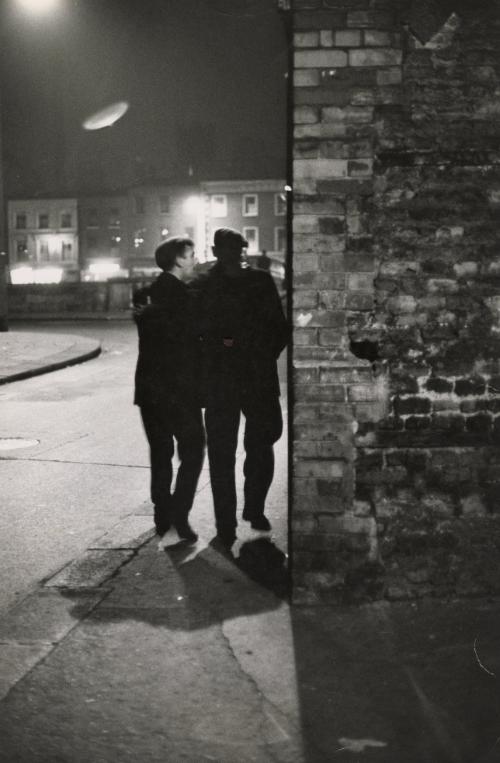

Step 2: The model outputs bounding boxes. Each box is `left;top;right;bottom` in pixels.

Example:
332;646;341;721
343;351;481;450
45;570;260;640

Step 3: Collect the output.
8;198;79;282
201;179;287;259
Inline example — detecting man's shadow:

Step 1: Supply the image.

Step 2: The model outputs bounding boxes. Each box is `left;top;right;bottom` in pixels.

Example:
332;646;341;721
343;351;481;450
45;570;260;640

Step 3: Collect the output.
64;537;289;631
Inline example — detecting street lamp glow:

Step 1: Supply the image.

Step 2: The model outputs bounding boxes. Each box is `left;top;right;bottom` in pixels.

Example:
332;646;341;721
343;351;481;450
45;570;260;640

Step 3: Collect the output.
16;0;61;15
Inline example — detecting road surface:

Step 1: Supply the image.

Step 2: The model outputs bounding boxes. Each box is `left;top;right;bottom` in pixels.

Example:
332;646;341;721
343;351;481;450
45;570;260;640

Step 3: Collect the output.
0;320;288;616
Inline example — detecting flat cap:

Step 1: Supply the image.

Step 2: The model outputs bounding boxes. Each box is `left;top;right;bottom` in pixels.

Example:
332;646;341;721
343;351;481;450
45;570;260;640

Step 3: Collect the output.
213;227;248;249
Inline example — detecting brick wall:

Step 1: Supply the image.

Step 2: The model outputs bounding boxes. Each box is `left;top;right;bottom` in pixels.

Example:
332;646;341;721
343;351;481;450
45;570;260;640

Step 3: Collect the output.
289;0;500;602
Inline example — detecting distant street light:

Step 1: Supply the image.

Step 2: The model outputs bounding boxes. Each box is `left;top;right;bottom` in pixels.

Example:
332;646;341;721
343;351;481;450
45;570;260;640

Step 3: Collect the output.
15;0;61;15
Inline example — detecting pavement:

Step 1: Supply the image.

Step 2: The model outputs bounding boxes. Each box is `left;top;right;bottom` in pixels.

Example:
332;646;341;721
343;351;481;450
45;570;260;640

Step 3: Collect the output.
1;330;500;762
0;329;101;384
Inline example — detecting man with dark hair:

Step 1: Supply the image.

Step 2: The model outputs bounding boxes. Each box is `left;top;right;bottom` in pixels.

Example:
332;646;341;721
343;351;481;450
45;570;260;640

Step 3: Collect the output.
198;227;289;550
133;235;205;543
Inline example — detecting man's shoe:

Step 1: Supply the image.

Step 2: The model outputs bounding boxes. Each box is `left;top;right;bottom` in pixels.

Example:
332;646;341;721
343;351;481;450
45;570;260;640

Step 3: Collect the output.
209;534;236;555
175;520;198;544
250;515;272;532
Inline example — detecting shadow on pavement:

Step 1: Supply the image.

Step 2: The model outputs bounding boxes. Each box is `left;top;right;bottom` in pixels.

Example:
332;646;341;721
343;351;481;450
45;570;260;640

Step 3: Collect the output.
290;599;500;763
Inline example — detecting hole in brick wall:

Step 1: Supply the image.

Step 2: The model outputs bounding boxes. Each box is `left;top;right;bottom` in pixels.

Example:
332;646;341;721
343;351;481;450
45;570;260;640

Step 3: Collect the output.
350;339;380;363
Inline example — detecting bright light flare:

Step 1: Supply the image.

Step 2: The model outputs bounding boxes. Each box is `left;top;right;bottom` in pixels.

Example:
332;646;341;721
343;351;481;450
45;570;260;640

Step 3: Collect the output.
88;262;120;276
83;102;129;131
10;266;63;284
183;196;202;216
15;0;61;15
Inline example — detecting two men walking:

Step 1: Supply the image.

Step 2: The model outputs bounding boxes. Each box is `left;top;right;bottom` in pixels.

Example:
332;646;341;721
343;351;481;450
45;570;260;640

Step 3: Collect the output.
134;228;288;550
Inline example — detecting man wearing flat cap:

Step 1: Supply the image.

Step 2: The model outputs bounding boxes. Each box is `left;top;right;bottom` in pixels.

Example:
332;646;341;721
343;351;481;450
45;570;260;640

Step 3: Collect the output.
197;227;289;549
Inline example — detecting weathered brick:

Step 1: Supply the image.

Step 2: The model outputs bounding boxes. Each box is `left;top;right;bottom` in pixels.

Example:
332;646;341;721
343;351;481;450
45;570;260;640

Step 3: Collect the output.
455;377;486;396
425;377;454;394
294;232;346;253
294;69;321;87
394;396;432;415
347;10;394;28
294;366;319;384
376;67;402;86
295;50;348;68
345;292;374;310
319;216;346;235
294;106;318;124
322;105;374;124
318;329;345;346
293;214;319;233
294;328;318;347
320;30;334;47
294;123;349;139
294;290;318;309
348;384;381;402
318;290;345;310
317;178;373;196
348;48;402;67
294;11;346;31
294;31;320;48
294;459;345;479
466;413;492;433
293;253;320;273
295;384;346;402
363;30;391;46
294;158;348;178
335;30;362;47
348;159;373;176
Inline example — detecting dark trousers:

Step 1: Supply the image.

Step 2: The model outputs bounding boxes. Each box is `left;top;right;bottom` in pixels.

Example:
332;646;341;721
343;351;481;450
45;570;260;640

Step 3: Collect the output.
204;390;283;538
140;402;205;523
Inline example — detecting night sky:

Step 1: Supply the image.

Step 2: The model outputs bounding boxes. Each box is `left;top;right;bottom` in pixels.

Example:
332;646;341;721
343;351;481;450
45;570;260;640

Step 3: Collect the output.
1;0;289;197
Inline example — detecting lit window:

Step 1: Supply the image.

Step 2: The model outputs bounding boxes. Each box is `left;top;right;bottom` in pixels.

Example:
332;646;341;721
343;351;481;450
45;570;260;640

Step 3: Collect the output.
210;195;227;218
62;242;73;261
15;213;27;229
135;196;145;215
275;226;286;252
274;192;286;216
159;195;170;214
38;213;49;229
242;194;258;217
243;227;259;254
16;238;28;261
61;212;72;228
39;241;49;260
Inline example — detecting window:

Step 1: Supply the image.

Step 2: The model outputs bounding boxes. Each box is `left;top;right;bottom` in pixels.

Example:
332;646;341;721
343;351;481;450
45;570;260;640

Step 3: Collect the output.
242;194;258;217
159;195;170;214
210;194;227;218
15;213;27;230
39;241;49;260
87;208;98;228
274;192;286;216
38;213;49;229
135;196;145;215
275;226;286;252
16;238;28;261
109;208;120;227
61;212;72;228
243;226;259;254
62;242;73;261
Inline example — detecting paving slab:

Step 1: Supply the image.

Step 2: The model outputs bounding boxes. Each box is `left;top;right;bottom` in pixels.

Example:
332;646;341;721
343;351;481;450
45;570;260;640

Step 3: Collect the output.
0;642;53;701
44;550;134;589
0;590;106;644
89;516;155;550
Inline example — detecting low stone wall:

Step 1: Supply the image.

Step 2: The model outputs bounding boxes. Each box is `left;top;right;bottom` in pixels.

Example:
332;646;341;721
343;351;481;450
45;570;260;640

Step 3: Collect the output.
8;281;134;318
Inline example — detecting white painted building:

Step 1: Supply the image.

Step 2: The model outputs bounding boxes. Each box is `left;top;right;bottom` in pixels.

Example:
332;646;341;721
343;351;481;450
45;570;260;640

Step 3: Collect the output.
8;198;79;282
